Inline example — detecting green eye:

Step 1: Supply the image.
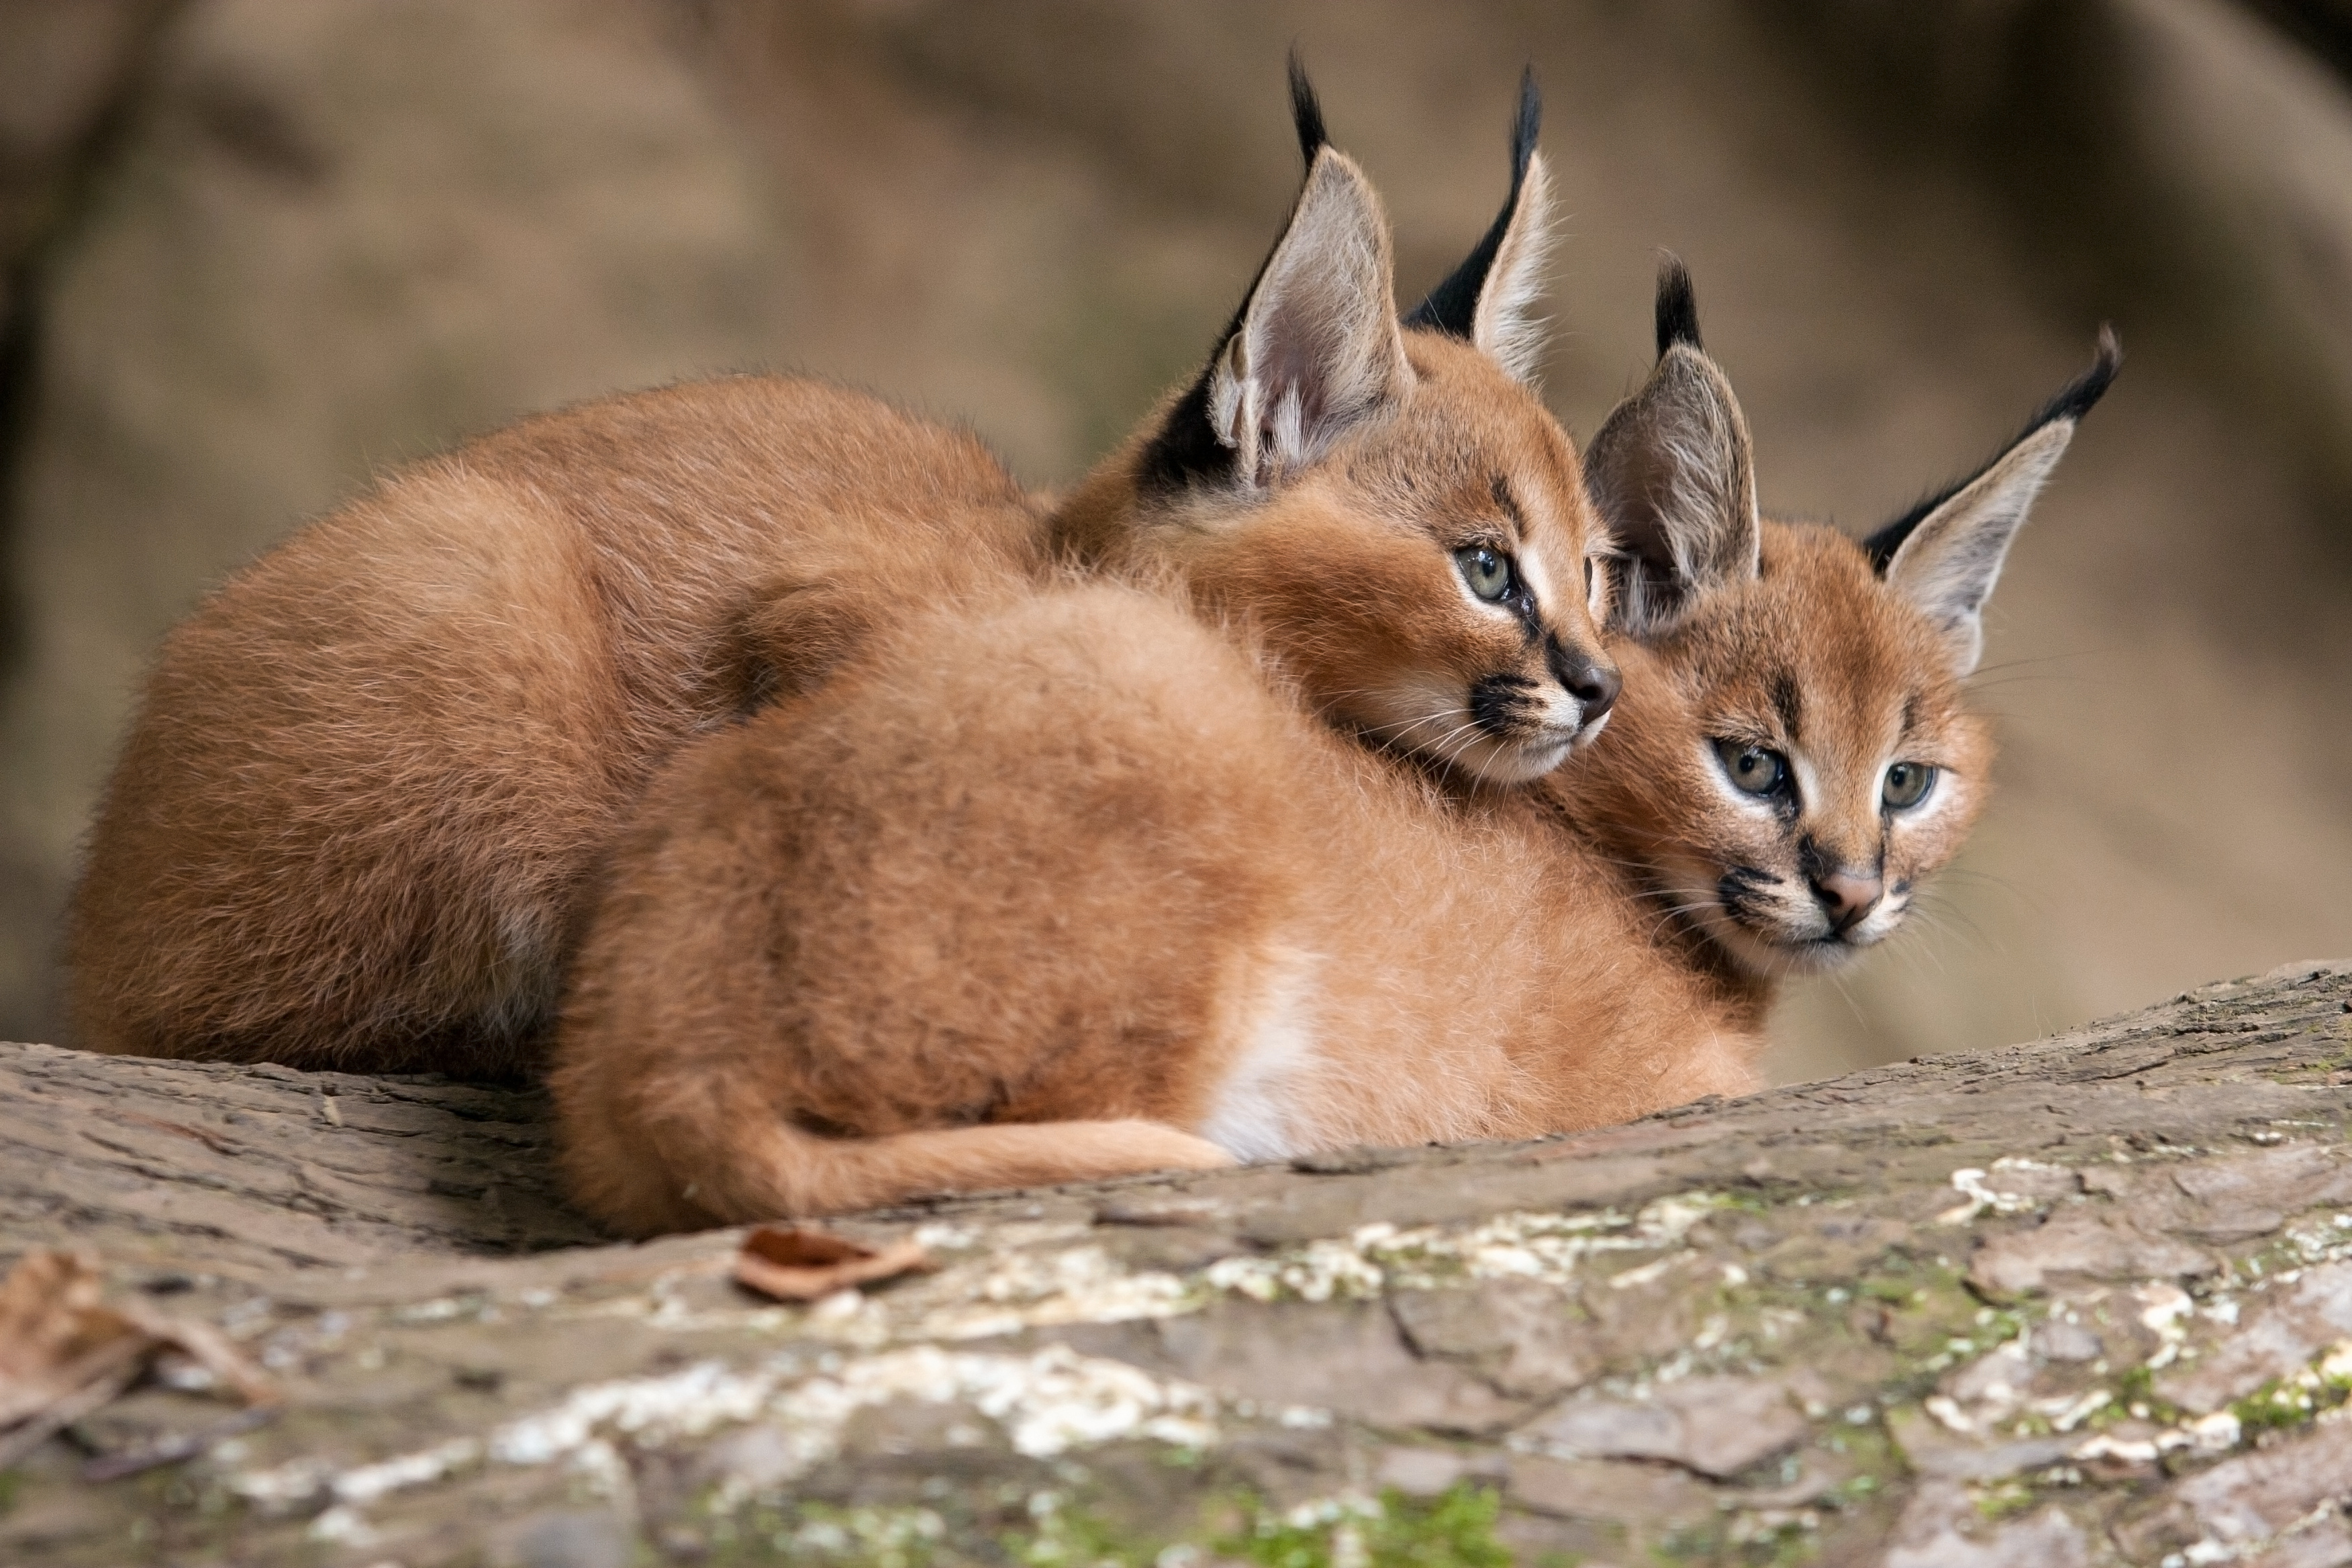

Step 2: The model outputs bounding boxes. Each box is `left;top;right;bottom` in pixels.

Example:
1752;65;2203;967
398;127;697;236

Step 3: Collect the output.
1455;546;1515;602
1713;739;1788;797
1882;761;1937;810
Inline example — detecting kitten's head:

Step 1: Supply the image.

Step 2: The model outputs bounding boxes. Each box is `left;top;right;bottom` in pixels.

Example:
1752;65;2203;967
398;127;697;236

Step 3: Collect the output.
1571;262;2118;980
1050;66;1619;785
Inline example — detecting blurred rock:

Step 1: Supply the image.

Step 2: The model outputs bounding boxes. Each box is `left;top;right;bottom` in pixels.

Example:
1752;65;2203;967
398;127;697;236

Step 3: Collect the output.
0;0;168;323
3;0;2351;1075
1515;1376;1809;1479
0;0;799;1039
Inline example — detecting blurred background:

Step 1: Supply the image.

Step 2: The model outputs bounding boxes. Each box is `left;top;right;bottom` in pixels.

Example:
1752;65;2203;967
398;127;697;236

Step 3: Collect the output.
2;0;2348;1081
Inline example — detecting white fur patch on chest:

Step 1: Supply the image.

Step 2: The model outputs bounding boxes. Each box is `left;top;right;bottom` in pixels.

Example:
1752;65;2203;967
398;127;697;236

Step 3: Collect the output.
1197;945;1321;1164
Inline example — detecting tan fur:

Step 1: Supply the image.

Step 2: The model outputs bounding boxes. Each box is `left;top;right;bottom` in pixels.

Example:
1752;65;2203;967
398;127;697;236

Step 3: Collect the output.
67;102;1614;1077
68;381;1040;1075
551;303;2102;1234
551;583;1742;1234
548;507;1999;1232
1562;524;1990;987
1053;329;1618;785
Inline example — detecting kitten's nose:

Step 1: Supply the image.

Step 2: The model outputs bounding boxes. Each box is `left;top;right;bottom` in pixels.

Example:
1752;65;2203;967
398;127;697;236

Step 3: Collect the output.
1811;871;1884;934
1547;644;1620;722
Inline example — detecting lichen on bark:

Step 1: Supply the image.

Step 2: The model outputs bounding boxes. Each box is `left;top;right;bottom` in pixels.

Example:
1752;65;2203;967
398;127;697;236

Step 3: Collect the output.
5;959;2352;1565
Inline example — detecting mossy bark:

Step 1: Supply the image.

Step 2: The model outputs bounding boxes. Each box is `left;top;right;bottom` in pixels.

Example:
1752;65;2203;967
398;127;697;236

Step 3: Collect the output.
5;959;2352;1565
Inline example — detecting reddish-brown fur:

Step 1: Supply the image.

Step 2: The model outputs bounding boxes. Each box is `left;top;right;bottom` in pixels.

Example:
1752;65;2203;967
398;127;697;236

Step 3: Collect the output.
550;580;1745;1232
1567;525;1990;991
66;111;1614;1077
69;382;1039;1075
549;293;2112;1234
1052;330;1617;786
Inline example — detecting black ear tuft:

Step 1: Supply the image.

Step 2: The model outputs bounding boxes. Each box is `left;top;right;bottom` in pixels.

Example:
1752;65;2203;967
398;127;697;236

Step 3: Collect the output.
1404;65;1542;340
1287;48;1327;166
1508;62;1540;179
2029;323;2122;429
1655;254;1701;358
1137;56;1364;499
1863;327;2122;571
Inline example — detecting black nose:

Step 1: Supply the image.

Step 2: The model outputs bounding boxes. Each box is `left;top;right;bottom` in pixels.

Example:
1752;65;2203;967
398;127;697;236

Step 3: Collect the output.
1547;641;1620;721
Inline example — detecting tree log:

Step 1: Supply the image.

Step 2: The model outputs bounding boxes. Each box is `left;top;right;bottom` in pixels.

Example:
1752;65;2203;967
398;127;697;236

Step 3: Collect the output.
5;960;2352;1565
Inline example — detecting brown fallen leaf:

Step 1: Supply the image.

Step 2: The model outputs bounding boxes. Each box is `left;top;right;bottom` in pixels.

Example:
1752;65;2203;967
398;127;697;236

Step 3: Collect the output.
0;1249;279;1472
732;1225;933;1302
0;1251;148;1430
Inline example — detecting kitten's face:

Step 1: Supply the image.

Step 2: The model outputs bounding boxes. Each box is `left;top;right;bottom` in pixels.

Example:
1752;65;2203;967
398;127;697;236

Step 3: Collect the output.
1159;334;1621;785
1569;264;2108;989
1049;117;1617;787
1588;523;1992;979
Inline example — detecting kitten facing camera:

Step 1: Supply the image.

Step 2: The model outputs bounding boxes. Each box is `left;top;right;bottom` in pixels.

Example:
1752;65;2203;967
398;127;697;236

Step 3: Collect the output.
1563;270;2119;992
550;269;2116;1234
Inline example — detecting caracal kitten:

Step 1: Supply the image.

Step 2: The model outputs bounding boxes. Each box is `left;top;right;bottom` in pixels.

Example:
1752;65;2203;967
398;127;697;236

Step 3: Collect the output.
551;267;2116;1233
68;68;1613;1076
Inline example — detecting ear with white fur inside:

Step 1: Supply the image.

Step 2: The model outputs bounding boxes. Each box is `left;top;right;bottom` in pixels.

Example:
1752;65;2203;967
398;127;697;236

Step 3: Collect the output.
1582;257;1759;636
1863;327;2121;676
1406;67;1556;383
1202;148;1412;487
1134;62;1410;497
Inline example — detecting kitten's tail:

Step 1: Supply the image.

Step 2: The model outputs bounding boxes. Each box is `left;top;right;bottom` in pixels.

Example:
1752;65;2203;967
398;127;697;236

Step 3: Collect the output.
561;1094;1235;1237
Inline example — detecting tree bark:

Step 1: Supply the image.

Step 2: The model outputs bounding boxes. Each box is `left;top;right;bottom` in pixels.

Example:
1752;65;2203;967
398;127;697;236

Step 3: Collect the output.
5;959;2352;1566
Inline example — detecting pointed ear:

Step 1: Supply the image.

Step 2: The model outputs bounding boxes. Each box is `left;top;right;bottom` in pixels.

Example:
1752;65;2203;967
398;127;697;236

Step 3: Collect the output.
1583;258;1759;634
1405;68;1555;382
1134;64;1409;498
1199;147;1411;485
1865;328;2121;676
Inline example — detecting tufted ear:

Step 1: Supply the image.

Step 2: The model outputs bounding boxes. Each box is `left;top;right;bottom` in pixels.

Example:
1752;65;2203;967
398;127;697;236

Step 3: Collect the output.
1583;258;1759;635
1404;67;1555;383
1136;60;1410;495
1865;328;2120;676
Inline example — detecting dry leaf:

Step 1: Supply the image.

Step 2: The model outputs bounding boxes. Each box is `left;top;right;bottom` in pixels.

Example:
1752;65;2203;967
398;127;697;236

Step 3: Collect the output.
732;1225;932;1302
0;1249;279;1471
0;1252;148;1429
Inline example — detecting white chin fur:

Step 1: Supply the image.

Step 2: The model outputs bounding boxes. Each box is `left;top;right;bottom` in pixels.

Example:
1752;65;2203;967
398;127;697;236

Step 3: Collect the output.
1459;731;1578;785
1665;870;1885;981
1353;681;1588;784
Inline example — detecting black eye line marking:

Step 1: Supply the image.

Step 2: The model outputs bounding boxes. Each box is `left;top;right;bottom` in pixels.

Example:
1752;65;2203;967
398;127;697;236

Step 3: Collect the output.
1488;474;1526;534
1455;542;1523;612
1482;477;1547;632
1712;736;1800;816
1512;578;1543;641
1769;673;1802;743
1795;834;1831;886
1541;633;1581;692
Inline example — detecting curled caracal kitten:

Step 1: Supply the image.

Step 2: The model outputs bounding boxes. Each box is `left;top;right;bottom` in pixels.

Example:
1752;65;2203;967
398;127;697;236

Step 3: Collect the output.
550;266;2117;1234
67;64;1609;1076
72;387;1041;1080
